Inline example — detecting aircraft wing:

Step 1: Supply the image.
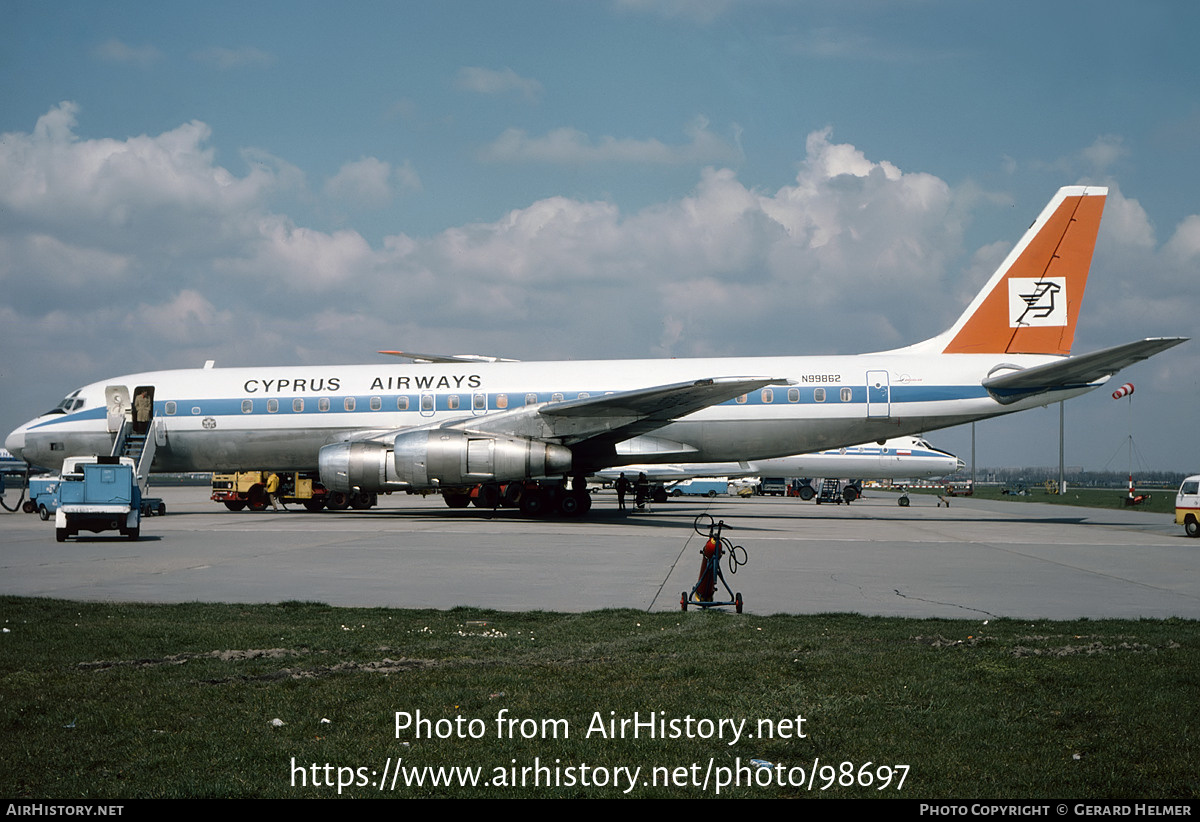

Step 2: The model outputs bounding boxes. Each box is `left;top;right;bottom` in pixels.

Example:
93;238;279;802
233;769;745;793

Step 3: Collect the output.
983;337;1187;404
378;350;519;363
441;376;790;448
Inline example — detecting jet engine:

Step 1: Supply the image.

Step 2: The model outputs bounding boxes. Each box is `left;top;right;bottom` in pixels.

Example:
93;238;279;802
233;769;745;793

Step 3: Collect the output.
318;430;572;493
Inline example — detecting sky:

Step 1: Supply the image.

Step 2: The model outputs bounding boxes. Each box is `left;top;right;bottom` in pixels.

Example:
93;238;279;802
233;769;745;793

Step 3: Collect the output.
2;0;1198;473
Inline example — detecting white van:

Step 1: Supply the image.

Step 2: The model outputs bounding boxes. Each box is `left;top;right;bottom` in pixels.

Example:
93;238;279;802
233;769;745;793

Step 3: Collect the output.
1175;476;1200;537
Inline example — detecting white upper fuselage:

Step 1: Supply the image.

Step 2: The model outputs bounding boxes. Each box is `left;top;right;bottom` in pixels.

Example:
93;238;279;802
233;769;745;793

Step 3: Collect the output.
6;349;1091;475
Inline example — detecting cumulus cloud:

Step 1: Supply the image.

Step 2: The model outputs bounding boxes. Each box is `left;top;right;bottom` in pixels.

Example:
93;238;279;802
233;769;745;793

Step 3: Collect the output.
481;116;742;165
324;157;421;207
456;67;542;101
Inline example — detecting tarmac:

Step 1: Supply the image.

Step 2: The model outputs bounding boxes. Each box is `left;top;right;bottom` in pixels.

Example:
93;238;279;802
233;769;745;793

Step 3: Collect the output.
3;486;1198;619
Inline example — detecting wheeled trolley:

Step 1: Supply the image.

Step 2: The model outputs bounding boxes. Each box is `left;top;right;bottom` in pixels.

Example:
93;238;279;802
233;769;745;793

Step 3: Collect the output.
681;514;747;613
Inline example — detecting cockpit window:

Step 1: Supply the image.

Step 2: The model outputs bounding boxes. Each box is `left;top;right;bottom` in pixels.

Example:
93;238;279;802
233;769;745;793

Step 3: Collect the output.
48;393;85;415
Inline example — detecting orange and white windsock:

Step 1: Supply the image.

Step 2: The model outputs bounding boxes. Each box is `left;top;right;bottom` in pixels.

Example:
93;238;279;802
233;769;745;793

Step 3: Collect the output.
1112;383;1134;400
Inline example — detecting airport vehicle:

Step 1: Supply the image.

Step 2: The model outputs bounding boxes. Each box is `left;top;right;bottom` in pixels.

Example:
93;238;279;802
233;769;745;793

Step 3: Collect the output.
670;479;733;497
209;470;363;511
1175;476;1200;537
5;187;1185;518
27;474;61;520
54;456;141;541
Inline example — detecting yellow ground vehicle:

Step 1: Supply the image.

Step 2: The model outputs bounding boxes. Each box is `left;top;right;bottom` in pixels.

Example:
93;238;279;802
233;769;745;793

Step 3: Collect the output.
210;471;373;512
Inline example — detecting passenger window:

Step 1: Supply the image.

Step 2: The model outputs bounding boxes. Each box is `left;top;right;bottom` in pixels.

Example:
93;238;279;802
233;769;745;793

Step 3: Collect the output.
421;394;434;412
788;388;799;403
525;393;538;406
761;388;773;404
736;394;747;404
241;399;253;414
397;396;409;411
165;401;177;415
473;393;486;411
267;399;279;413
496;394;508;409
448;395;460;410
293;398;304;413
840;388;852;402
319;398;330;412
814;388;825;403
551;392;563;403
344;397;356;412
370;396;382;411
578;392;589;399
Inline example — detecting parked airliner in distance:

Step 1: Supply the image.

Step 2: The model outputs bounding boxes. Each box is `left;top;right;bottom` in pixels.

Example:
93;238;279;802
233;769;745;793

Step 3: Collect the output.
597;436;963;485
5;186;1185;516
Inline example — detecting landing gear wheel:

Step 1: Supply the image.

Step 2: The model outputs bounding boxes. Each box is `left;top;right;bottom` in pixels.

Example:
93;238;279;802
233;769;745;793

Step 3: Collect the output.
652;486;668;503
224;500;247;512
735;593;743;614
898;495;910;507
558;491;583;517
843;486;859;503
520;489;548;517
501;483;523;507
444;492;472;509
475;483;501;508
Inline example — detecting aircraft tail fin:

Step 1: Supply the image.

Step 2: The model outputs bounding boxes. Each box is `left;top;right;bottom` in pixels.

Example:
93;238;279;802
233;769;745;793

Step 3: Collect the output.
933;186;1107;356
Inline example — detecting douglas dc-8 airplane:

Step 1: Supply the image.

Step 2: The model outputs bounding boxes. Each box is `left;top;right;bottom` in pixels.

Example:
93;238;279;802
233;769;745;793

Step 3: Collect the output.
5;186;1186;516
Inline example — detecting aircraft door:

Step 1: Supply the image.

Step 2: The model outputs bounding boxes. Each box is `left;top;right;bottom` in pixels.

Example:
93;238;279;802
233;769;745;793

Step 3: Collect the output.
866;371;891;419
133;386;155;436
105;386;131;433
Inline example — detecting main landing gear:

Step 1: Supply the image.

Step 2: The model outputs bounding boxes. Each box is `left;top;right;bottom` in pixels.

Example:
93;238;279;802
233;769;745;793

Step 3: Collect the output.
443;478;593;518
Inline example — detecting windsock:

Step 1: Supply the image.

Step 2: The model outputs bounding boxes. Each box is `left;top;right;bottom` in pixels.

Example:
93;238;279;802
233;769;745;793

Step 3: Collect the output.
1111;383;1134;400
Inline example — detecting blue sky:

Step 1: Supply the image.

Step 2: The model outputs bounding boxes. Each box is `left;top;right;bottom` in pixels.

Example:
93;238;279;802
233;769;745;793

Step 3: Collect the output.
2;0;1198;472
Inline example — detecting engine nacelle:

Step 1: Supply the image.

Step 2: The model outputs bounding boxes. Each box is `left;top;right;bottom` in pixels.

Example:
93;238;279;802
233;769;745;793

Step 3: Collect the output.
318;432;573;492
393;430;572;487
318;440;396;493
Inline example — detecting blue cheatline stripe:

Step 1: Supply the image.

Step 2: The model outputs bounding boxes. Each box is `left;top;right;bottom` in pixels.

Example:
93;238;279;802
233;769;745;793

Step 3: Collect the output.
32;383;1010;431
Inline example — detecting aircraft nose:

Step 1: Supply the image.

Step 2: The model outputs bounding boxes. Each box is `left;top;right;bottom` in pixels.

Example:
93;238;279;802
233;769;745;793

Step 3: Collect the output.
5;423;27;461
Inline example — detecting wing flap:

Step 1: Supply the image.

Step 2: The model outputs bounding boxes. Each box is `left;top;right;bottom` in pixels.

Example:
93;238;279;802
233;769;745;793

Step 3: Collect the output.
983;337;1187;404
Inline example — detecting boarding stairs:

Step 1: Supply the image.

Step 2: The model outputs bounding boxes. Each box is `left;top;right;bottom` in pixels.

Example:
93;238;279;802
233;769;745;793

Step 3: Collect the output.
109;417;159;496
816;478;842;504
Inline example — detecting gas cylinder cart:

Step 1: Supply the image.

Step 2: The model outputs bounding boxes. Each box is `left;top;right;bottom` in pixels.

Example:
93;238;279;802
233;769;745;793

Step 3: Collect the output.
681;514;748;613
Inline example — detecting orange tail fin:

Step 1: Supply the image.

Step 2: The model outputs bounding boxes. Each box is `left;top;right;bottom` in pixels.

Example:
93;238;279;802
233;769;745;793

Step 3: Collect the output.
939;186;1107;356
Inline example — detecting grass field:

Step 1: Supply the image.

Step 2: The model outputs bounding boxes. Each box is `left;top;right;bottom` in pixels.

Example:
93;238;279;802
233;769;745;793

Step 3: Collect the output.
2;596;1197;798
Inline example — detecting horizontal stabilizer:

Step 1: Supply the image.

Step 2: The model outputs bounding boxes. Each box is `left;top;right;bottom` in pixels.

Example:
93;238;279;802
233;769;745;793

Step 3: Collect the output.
983;337;1187;404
